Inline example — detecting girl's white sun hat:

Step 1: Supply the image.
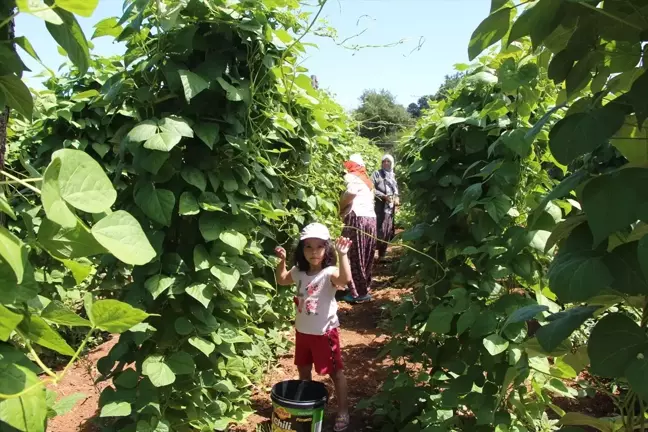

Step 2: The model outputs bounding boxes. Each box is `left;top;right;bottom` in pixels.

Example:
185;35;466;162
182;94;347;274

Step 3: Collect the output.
300;223;331;241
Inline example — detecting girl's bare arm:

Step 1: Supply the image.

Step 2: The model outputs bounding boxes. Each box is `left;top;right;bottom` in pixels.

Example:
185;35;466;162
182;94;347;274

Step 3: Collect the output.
274;247;293;286
331;237;352;288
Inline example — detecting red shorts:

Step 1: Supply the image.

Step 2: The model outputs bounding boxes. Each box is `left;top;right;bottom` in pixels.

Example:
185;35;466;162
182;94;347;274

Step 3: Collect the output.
294;328;344;375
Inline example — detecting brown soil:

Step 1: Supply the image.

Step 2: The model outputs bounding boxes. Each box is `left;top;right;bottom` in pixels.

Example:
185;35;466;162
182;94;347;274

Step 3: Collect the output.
231;249;409;432
45;336;119;432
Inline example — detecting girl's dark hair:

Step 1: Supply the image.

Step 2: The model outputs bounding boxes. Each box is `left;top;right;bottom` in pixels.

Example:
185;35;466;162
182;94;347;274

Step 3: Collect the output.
293;239;337;271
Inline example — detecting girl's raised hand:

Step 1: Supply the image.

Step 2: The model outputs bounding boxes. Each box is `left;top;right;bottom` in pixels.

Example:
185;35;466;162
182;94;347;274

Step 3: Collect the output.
274;246;287;260
335;237;352;255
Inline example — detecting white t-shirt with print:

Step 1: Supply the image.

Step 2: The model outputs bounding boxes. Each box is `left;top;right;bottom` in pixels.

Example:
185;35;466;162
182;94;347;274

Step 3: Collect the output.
344;173;376;218
290;266;339;335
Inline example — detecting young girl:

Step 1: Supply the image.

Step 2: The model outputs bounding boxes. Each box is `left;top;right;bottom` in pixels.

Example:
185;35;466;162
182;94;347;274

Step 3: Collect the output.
274;222;352;432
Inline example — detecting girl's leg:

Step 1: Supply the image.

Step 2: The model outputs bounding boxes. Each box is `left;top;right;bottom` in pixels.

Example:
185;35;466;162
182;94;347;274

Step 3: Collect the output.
331;369;350;431
297;364;312;381
330;369;349;414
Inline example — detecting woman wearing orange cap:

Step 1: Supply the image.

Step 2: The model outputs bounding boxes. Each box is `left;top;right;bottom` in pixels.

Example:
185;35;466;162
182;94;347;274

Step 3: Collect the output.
338;154;377;303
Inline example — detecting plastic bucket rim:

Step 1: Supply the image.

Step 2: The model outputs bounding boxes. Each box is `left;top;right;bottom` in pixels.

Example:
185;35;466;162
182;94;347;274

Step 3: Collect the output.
271;379;328;409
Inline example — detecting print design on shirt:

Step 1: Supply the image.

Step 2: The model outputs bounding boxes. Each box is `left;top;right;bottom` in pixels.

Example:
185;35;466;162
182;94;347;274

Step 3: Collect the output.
304;274;327;316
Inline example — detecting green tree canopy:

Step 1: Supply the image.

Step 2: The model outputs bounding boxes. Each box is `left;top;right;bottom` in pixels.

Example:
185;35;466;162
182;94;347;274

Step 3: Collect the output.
353;89;412;141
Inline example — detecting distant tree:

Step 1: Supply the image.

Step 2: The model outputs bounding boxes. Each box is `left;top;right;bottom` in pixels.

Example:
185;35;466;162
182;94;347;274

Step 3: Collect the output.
407;95;434;118
354;89;412;141
408;72;465;118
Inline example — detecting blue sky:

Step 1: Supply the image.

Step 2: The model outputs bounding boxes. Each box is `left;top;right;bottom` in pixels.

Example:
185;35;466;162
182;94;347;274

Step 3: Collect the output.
15;0;489;109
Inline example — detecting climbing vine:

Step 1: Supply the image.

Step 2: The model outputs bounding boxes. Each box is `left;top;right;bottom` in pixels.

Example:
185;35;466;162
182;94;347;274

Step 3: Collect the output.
1;2;158;431
364;41;584;431
471;0;648;430
3;0;379;431
369;0;648;431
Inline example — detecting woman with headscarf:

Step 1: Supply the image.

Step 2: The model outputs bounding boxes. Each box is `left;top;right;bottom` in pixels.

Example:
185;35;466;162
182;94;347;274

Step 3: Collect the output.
372;154;399;260
339;154;377;303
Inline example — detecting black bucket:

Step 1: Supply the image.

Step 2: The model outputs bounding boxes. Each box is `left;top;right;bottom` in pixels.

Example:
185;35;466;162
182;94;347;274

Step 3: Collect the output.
270;380;328;432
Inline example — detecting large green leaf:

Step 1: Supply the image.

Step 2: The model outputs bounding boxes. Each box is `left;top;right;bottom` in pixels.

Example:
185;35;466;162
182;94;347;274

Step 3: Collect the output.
588;313;647;378
167;351;195;375
545;216;587;253
91;210;156;266
38;219;106;259
0;74;34;120
210;265;240;291
90;299;149;333
127;120;158;142
462;183;482;211
468;7;512;60
16;0;63;24
92;17;123;39
99;401;131;417
0;260;38;305
558;413;613;432
178;69;209;102
610;117;648;163
547;251;612;303
179;192;200;216
219;230;247;255
41;301;91;327
134;183;175;227
51;392;86;417
199;213;223;242
483;334;509;356
56;0;99;17
185;283;216;308
0;362;47;432
159;116;193;138
188;336;215;357
581;167;648;245
193;122;220;149
18;315;75;356
625;350;648;403
46;9;91;75
549;104;627;165
0;304;23;341
536;306;598;352
142;355;176;387
498;128;533;157
507;0;562;47
145;275;176;300
181;167;207;192
41;159;77;228
603;242;648;295
51;149;116;213
216;77;247;102
0;192;16;221
144;131;182;152
425;306;455;334
503;304;548;329
0;226;27;284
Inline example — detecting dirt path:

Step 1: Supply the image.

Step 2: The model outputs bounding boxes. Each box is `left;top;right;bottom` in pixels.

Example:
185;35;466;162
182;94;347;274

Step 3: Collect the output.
233;248;409;432
45;337;118;432
45;249;407;432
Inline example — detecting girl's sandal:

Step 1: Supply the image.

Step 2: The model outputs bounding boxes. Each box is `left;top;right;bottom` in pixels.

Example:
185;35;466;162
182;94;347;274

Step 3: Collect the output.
334;413;350;431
